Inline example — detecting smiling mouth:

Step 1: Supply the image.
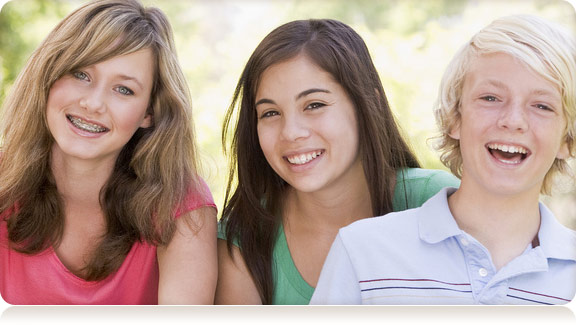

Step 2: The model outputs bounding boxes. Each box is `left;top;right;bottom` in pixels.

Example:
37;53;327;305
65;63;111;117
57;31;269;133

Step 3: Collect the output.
486;143;530;165
286;150;324;165
67;115;109;133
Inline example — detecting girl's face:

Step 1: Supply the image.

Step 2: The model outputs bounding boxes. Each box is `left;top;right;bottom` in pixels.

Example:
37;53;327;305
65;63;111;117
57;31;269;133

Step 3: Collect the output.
46;49;153;166
452;52;569;198
255;54;363;196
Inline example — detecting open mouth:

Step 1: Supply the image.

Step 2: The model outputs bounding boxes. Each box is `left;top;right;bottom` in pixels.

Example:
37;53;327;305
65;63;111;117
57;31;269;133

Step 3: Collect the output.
67;115;109;133
486;143;530;165
286;150;324;165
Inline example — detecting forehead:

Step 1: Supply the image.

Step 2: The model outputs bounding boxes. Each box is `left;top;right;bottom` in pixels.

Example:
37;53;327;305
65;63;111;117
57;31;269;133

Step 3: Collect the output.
68;32;156;74
109;49;154;72
463;52;561;98
91;49;155;85
256;55;338;98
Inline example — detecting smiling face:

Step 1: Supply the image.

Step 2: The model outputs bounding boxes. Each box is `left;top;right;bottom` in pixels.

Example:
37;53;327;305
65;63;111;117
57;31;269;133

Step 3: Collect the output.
46;49;154;165
255;54;363;195
452;52;569;198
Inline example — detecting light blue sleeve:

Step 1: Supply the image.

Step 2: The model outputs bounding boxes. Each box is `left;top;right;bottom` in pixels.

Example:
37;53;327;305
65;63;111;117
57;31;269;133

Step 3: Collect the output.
309;233;362;305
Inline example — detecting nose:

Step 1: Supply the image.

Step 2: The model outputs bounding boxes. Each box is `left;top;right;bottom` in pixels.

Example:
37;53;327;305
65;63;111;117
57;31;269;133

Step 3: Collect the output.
79;87;106;114
281;112;310;141
497;101;528;132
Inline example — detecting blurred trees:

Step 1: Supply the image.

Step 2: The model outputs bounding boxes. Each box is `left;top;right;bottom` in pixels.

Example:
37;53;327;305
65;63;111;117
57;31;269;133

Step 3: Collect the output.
0;0;73;100
0;0;574;228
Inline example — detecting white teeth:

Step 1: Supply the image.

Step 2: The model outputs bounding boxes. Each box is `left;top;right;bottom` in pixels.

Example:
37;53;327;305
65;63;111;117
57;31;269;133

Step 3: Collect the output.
67;115;108;133
498;158;521;165
287;151;323;165
487;143;527;154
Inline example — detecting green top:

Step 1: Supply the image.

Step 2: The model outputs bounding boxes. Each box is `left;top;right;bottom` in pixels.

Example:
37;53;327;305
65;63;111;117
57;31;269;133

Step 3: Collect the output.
218;168;460;305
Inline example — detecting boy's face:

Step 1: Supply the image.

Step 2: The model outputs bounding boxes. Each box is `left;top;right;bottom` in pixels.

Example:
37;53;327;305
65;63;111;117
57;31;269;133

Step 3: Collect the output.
450;52;569;198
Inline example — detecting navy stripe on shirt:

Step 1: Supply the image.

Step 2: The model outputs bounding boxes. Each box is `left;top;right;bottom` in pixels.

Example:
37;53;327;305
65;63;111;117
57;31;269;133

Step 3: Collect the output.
507;295;553;305
362;286;473;294
360;278;473;295
360;278;470;286
510;287;571;302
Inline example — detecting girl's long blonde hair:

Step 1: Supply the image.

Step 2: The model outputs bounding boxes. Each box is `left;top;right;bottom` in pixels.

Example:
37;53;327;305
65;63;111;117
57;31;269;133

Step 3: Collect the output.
0;0;202;280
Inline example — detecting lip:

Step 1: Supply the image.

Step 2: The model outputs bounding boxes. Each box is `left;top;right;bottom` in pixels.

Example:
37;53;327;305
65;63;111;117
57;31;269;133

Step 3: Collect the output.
485;141;531;167
66;114;109;138
283;149;325;170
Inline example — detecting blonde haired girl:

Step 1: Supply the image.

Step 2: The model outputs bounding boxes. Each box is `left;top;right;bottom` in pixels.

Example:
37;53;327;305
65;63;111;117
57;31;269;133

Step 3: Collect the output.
0;0;217;304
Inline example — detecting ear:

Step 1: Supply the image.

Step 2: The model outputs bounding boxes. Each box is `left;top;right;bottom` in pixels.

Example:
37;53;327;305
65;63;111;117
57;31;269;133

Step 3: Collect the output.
140;114;153;128
448;121;461;140
556;140;570;160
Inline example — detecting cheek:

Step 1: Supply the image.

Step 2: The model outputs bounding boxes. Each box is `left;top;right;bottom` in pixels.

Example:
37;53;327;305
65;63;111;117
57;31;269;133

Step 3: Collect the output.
115;102;150;130
457;110;491;138
328;111;358;146
46;89;66;130
257;125;285;175
340;123;360;154
46;81;68;113
257;124;275;158
319;115;360;164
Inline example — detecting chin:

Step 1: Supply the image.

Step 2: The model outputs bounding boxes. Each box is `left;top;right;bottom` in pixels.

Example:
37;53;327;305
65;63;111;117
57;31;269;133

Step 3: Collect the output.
482;182;541;198
291;185;320;193
289;180;324;194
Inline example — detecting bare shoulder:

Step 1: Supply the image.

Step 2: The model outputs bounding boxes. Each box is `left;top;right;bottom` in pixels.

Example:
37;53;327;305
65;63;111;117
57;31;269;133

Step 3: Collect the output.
215;238;262;304
156;206;218;304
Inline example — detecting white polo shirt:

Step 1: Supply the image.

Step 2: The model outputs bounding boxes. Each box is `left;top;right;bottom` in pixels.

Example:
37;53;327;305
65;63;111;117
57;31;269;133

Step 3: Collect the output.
310;187;576;305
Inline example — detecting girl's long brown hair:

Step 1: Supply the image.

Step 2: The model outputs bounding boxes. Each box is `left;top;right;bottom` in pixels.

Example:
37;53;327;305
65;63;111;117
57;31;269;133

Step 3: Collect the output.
221;19;419;304
0;0;202;280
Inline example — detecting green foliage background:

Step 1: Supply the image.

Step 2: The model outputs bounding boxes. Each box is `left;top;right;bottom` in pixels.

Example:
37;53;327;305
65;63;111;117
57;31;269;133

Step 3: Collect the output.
1;0;575;229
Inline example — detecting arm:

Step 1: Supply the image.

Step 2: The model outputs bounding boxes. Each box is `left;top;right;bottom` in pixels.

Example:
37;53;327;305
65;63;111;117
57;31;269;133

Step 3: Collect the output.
309;233;362;305
215;239;262;304
157;206;217;304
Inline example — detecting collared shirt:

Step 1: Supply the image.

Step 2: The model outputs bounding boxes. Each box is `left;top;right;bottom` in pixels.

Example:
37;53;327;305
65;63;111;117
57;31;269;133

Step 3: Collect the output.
310;187;576;305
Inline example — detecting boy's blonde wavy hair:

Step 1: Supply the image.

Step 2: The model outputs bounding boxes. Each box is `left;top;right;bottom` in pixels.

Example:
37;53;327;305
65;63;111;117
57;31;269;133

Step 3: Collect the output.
434;14;576;194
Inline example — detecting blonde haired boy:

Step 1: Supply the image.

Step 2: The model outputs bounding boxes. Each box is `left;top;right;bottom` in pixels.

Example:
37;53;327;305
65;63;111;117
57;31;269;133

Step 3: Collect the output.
310;15;576;305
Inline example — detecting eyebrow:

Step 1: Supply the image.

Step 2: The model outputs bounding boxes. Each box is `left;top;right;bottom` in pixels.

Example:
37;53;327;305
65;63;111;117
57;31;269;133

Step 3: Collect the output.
296;88;331;100
480;79;559;98
480;79;509;91
530;88;559;98
255;88;331;107
117;74;144;90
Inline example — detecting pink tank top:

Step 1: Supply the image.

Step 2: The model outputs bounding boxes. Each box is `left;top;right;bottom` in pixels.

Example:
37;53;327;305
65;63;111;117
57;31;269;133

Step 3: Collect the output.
0;180;216;305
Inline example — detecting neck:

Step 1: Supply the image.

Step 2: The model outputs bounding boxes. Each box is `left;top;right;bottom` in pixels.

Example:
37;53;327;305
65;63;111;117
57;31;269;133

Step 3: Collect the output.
448;181;541;269
50;147;115;209
49;146;111;263
284;172;373;232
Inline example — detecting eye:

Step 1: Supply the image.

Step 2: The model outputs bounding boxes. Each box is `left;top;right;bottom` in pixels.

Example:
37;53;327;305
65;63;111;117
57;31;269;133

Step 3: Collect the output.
259;110;279;119
480;95;498;102
73;71;89;81
116;86;134;96
534;103;554;112
306;102;326;110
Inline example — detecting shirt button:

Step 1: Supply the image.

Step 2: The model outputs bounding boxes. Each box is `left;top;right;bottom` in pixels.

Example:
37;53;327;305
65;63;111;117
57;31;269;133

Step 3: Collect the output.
478;268;488;277
460;238;469;246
